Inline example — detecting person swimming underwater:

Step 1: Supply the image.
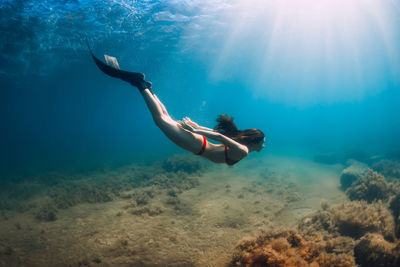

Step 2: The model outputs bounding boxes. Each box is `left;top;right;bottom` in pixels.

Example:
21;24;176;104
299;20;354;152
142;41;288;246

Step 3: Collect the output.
87;44;265;165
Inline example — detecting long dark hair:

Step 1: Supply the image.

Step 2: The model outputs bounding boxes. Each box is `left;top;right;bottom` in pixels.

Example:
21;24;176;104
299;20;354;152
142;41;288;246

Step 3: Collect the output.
214;115;265;147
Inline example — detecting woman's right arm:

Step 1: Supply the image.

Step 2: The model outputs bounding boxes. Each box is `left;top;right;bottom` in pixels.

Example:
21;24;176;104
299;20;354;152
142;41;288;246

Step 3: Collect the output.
182;117;213;132
178;120;248;156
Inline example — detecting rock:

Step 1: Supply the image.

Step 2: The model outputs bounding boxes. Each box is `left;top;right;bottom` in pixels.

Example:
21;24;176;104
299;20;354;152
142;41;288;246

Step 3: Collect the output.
346;170;389;203
354;233;400;267
339;161;368;190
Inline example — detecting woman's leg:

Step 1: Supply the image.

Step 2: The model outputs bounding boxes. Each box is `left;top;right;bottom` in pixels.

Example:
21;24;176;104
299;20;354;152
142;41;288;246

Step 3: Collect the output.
153;94;170;118
140;89;203;153
141;89;166;124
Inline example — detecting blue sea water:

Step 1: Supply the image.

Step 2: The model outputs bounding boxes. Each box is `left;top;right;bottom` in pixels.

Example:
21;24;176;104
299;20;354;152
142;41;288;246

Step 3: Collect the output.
2;1;400;266
0;0;399;179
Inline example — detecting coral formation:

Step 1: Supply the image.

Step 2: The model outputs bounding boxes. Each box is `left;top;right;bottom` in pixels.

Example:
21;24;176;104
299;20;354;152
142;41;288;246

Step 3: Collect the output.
231;230;356;267
372;159;400;181
346;170;389;202
299;201;396;241
354;233;400;267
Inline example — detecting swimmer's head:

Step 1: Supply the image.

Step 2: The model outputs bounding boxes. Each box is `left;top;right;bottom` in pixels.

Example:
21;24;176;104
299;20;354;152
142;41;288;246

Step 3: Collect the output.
214;114;266;152
235;129;265;152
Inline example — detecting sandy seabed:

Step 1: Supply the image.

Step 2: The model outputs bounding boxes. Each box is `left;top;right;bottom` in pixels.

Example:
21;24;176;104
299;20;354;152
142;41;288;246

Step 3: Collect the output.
0;154;348;266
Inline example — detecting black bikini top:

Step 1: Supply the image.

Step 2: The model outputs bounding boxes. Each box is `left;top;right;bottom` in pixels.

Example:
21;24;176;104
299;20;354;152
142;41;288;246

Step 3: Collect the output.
224;146;240;166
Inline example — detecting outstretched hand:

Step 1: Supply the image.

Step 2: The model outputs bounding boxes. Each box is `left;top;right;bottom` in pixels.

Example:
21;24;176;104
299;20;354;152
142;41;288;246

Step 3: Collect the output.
177;119;196;132
183;117;199;128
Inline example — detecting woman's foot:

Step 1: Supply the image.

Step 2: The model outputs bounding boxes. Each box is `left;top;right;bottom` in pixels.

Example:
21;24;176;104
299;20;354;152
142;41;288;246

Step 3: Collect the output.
87;44;152;92
126;74;152;92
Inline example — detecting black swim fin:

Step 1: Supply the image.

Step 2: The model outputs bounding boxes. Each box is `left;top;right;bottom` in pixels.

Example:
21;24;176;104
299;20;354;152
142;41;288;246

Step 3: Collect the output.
86;40;152;92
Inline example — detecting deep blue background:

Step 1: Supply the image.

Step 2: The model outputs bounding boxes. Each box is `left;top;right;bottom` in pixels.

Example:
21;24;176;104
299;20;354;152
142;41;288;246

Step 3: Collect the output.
1;0;399;180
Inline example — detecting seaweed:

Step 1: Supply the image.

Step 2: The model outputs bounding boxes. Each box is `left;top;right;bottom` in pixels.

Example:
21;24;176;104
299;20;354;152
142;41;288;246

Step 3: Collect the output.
339;163;400;239
162;154;204;174
390;194;400;221
0;154;207;215
346;170;389;202
390;194;400;238
49;182;114;209
339;161;368;190
141;171;200;192
132;189;155;206
231;230;356;267
233;198;400;267
354;233;400;267
299;201;396;242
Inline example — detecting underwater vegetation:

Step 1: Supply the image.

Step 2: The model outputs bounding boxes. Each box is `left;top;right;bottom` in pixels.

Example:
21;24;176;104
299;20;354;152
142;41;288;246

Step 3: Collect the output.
299;201;396;241
354;233;400;267
231;230;356;267
390;194;400;238
341;160;400;240
339;161;368;191
339;159;400;242
0;154;206;222
232;157;400;267
3;149;400;266
345;170;391;203
232;203;400;267
0;154;209;266
162;154;205;174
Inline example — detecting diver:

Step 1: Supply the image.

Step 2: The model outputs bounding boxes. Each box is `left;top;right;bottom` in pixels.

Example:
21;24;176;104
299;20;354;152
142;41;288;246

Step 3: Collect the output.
87;45;265;165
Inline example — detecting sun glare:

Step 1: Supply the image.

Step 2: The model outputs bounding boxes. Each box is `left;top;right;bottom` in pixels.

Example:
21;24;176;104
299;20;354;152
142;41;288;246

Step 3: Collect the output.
204;0;400;105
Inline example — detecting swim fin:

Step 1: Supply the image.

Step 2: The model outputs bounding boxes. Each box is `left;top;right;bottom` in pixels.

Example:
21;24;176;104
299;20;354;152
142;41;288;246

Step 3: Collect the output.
86;40;152;92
